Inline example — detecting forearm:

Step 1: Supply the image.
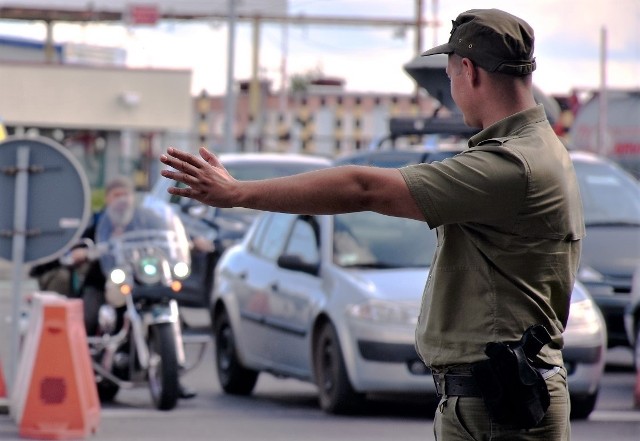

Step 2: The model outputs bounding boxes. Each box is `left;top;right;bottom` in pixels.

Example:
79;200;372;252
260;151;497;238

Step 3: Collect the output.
234;166;388;215
160;147;424;220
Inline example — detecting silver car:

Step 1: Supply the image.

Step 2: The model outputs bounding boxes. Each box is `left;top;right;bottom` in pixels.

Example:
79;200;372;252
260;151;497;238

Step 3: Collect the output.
211;210;605;418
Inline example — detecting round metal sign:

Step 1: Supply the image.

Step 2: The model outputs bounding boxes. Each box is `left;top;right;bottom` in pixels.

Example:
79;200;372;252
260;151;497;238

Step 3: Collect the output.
0;136;90;264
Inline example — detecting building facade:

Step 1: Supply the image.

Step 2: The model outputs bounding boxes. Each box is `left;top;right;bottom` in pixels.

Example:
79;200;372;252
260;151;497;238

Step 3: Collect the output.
0;36;441;194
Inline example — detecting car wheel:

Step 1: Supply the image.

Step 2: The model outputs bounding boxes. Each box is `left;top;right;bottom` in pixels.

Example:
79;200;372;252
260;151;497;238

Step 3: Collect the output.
213;309;258;395
570;390;599;420
313;322;363;414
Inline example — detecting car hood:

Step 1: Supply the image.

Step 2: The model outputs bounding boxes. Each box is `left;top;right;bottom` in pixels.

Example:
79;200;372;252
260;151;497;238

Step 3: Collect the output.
344;267;429;302
582;225;640;278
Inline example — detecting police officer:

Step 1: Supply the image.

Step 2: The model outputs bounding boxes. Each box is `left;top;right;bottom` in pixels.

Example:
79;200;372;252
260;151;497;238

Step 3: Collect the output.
160;9;582;440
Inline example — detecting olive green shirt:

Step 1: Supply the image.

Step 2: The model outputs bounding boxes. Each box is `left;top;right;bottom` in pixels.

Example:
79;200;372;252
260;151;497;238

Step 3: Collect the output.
399;105;585;368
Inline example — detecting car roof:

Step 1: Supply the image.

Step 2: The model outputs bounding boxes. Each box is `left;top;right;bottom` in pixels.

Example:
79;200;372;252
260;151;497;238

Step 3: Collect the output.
218;152;332;166
568;150;610;164
334;146;464;167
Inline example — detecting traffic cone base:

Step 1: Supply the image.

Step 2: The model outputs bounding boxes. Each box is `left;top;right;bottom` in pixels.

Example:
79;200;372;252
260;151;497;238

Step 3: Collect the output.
11;292;100;439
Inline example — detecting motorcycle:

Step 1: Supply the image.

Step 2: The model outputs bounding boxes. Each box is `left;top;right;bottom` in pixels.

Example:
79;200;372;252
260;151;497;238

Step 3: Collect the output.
76;201;198;411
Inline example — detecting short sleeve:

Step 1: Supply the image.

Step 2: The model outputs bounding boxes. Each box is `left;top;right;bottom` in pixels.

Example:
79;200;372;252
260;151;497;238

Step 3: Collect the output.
399;150;528;229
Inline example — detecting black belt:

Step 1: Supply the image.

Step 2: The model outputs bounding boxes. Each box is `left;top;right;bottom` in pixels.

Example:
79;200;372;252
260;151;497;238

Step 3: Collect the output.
432;371;482;397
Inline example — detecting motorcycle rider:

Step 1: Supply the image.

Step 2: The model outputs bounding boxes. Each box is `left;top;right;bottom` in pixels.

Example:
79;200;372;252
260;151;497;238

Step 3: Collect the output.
66;175;197;399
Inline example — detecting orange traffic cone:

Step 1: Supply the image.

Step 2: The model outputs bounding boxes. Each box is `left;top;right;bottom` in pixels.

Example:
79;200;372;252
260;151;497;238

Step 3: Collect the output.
11;292;100;439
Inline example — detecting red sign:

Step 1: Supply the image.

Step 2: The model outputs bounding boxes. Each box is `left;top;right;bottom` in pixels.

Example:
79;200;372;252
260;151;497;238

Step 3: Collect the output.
128;4;159;25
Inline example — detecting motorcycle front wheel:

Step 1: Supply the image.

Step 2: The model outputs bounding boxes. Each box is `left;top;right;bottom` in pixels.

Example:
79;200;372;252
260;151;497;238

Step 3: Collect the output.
148;322;180;410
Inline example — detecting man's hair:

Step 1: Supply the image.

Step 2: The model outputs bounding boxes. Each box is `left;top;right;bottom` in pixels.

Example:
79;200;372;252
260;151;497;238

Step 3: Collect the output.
105;175;134;195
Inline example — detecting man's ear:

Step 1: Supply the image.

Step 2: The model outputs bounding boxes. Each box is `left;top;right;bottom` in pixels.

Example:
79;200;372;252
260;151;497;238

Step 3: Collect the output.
461;58;479;86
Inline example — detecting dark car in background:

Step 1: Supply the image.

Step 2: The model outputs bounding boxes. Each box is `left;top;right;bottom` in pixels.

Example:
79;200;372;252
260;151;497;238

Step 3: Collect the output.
624;266;640;373
570;150;640;348
144;152;332;310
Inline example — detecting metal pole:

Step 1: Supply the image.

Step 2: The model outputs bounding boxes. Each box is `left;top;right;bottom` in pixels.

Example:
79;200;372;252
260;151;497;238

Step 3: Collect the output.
414;0;423;99
432;0;439;47
223;0;237;152
8;146;30;395
598;26;608;156
44;20;55;63
279;22;288;115
249;16;262;151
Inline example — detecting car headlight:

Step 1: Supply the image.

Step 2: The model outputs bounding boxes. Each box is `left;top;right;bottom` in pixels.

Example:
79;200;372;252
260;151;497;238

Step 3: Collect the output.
347;299;418;326
566;284;603;336
577;265;604;283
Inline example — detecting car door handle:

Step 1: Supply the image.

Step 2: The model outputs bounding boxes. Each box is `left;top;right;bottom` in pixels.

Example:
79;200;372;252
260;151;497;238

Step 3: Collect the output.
237;271;247;280
270;283;279;292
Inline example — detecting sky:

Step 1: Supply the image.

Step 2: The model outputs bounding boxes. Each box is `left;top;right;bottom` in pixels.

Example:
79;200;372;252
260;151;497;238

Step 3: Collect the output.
1;0;639;97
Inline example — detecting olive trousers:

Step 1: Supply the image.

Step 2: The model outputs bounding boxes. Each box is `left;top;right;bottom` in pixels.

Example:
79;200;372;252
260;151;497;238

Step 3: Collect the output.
433;367;570;441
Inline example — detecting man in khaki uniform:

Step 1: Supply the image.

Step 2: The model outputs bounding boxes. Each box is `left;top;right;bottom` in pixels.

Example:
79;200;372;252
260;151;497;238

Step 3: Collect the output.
160;9;583;440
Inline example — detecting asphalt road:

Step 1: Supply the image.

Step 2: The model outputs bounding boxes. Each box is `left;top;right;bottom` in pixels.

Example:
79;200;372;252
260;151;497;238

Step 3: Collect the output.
0;261;639;441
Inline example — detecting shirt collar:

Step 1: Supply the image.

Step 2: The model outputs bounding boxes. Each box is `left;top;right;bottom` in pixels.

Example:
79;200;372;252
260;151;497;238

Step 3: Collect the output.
468;104;547;147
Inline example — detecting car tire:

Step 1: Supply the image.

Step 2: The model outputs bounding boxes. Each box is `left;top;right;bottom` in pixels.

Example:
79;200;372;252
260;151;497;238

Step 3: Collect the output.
313;322;364;414
213;310;258;395
570;390;599;420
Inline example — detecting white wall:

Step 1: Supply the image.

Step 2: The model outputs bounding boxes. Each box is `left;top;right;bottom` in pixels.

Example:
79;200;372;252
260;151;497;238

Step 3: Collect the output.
0;62;192;131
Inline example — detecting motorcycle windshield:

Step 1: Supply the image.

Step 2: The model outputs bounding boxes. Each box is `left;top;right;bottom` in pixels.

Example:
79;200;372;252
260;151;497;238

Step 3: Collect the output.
95;198;191;280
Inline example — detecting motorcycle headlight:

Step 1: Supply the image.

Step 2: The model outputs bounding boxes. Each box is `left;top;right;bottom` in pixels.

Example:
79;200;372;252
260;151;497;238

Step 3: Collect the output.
137;256;162;285
347;299;418;326
173;261;190;279
110;268;127;285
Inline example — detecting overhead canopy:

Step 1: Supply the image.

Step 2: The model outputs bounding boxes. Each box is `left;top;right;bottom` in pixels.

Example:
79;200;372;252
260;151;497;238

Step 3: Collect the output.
0;0;287;21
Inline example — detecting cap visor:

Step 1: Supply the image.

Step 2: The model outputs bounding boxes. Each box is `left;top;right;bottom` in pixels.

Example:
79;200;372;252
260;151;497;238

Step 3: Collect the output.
421;42;453;57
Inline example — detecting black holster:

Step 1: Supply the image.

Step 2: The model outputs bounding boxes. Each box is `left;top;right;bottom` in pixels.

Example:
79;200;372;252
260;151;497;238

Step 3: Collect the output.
471;324;552;429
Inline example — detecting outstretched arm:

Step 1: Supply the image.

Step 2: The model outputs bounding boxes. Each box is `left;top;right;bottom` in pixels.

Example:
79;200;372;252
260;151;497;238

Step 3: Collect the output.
160;146;424;221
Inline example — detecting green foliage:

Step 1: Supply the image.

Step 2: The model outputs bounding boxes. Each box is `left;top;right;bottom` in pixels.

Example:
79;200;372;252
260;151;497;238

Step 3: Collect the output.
91;188;106;211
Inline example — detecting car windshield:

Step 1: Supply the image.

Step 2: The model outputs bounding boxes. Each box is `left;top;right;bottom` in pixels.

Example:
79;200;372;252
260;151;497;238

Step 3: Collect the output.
218;161;328;219
333;212;435;268
225;161;323;180
573;160;640;226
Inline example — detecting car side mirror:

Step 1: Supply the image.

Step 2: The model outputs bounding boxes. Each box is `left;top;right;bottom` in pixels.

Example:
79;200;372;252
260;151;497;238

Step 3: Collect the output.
277;254;320;276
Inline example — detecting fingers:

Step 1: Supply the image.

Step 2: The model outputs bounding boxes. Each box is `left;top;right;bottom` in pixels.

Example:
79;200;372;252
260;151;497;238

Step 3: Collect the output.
160;147;204;170
160;147;229;204
200;146;222;167
160;147;206;183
